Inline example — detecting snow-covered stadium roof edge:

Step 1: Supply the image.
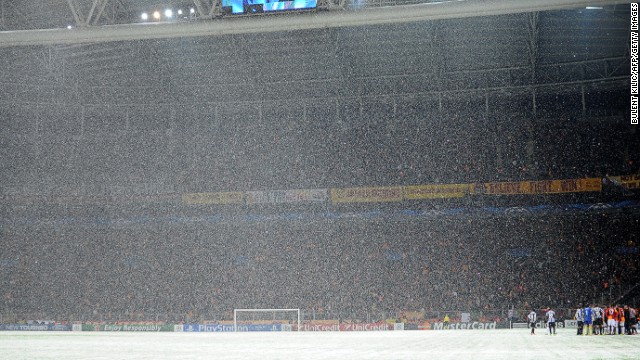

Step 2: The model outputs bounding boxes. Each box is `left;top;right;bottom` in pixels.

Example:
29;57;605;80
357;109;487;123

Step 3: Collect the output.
0;0;631;47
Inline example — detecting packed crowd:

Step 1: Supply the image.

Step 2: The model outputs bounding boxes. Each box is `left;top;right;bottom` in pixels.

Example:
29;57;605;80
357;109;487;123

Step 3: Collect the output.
2;101;638;196
1;212;637;323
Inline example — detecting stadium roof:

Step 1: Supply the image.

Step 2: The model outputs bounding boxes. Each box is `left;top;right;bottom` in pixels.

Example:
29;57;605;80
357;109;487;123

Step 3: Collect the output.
0;0;632;46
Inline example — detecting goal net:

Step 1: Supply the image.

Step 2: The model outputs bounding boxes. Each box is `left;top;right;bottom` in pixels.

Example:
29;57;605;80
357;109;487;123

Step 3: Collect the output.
233;308;301;332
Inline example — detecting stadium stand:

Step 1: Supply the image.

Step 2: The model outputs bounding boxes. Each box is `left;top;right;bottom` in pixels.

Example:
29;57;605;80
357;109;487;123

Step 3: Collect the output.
0;3;638;325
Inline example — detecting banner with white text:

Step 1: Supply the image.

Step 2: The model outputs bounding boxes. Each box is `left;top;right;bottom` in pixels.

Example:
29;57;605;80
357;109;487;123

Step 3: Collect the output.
331;186;403;204
245;189;328;205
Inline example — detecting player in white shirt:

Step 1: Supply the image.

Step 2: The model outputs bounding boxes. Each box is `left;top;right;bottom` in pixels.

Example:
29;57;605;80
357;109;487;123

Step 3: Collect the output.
528;310;537;335
592;305;604;335
575;307;584;335
630;307;638;335
545;308;557;335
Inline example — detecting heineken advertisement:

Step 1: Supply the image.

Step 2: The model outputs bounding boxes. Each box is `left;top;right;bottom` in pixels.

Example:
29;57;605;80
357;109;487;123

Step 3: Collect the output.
81;323;175;332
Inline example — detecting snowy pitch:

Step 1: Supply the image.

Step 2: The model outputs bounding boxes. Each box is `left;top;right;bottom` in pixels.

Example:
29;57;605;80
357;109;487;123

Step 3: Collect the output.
0;328;638;359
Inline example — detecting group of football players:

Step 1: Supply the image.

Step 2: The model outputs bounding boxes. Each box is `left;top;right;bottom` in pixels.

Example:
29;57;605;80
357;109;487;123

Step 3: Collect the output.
575;304;638;335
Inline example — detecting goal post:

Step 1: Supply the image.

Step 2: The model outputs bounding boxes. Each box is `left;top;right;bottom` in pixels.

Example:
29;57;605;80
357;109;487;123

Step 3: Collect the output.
233;308;301;332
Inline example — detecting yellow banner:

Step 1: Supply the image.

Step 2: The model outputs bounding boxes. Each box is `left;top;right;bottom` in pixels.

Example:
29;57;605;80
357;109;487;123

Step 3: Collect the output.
481;181;527;195
182;192;245;205
575;178;602;192
404;184;468;199
481;178;601;195
331;186;403;203
610;174;640;189
245;189;328;204
400;310;425;320
528;178;601;194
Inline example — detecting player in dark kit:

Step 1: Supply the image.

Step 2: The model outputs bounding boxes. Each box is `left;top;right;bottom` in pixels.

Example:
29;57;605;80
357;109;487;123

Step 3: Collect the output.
623;305;631;335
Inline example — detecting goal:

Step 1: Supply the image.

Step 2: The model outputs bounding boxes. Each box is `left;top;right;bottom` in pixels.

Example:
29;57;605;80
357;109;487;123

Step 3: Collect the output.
233;308;301;332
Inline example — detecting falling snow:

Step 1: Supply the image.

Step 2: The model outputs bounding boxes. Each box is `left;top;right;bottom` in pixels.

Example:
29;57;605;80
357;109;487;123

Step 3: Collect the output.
0;1;639;359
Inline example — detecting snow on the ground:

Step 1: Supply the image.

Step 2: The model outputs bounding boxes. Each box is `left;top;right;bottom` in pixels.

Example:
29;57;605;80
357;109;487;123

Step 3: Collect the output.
0;328;638;360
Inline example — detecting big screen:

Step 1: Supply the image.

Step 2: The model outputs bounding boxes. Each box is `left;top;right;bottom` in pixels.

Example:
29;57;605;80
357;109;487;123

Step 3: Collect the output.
222;0;317;14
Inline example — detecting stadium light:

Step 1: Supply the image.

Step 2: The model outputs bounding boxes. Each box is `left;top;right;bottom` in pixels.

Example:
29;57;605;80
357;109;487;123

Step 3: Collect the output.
177;9;183;15
141;12;149;20
165;9;173;18
190;8;195;14
153;11;161;20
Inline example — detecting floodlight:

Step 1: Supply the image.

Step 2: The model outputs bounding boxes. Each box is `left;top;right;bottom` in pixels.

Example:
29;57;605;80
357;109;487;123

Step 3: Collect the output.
153;11;161;19
190;8;196;14
141;12;149;20
165;9;173;18
178;9;183;15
